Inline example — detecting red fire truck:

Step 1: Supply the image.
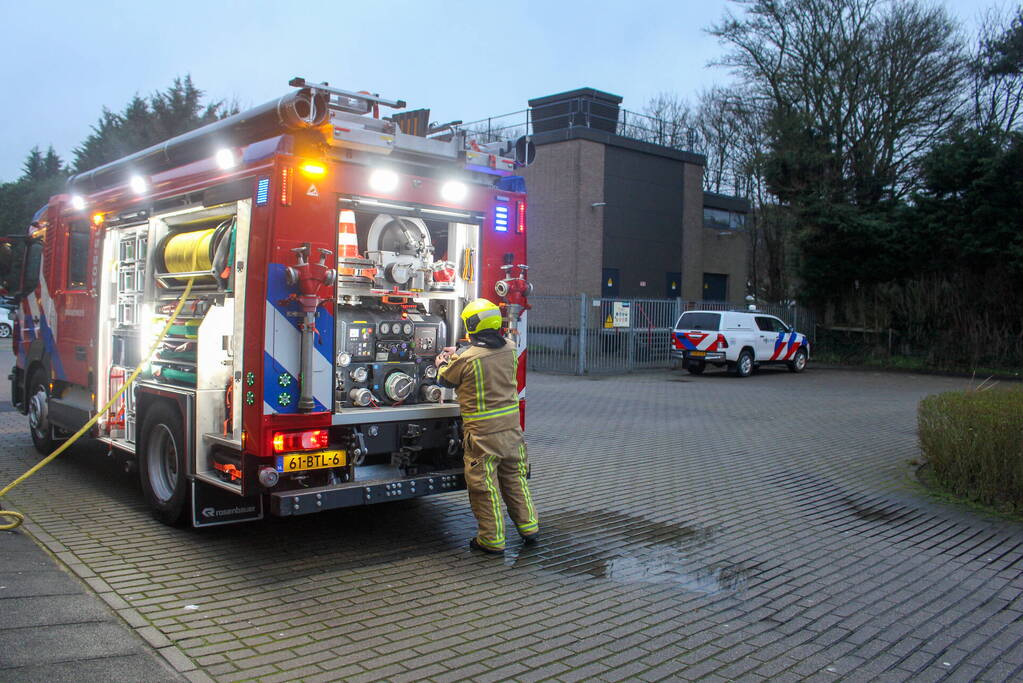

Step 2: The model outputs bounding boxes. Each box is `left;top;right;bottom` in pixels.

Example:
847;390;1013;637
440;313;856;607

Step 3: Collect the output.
0;78;532;527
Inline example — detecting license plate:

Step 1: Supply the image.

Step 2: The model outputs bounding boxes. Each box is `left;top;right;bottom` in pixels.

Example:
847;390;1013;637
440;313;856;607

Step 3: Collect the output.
276;450;346;473
689;351;706;357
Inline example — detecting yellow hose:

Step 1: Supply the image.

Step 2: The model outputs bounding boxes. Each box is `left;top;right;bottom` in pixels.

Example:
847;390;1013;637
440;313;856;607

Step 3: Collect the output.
0;278;195;531
164;229;214;274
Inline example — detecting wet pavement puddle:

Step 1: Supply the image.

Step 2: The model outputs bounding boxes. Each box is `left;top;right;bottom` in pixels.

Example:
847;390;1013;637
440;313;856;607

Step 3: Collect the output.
504;509;754;595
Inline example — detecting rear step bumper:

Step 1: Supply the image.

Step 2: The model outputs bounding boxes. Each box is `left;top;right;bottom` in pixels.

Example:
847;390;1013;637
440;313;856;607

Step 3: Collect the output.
270;468;466;516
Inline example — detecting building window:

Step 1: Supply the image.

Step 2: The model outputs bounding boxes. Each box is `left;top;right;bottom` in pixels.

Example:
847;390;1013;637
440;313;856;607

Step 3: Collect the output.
703;207;745;230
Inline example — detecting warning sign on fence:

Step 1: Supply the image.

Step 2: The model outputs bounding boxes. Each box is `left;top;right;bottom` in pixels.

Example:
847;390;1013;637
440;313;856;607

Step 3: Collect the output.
612;301;631;328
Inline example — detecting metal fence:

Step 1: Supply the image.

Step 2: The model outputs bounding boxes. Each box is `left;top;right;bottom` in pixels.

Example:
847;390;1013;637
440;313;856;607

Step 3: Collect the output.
528;294;816;374
457;100;698;152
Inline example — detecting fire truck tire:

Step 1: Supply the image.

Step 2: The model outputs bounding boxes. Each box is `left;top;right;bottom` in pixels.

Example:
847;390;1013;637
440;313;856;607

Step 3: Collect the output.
27;370;56;454
138;402;189;526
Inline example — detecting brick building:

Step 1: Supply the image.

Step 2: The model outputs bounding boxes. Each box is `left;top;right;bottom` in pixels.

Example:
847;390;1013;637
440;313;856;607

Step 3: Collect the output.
512;88;749;304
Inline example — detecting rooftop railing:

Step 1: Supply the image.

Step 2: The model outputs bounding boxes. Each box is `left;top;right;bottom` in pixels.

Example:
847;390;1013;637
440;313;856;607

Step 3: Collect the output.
456;98;698;152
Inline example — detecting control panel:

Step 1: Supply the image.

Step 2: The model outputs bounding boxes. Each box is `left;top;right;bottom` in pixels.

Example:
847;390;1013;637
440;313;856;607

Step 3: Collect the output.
335;308;446;409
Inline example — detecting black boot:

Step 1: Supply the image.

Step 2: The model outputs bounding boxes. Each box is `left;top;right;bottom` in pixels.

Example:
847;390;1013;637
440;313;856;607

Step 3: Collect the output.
469;538;504;555
520;532;539;546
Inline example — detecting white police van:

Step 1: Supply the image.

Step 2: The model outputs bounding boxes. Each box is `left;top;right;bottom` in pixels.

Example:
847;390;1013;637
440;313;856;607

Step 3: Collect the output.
669;310;809;377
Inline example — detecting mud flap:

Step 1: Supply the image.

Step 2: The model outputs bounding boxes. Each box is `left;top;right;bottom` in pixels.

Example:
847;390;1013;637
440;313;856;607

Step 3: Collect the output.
191;480;263;527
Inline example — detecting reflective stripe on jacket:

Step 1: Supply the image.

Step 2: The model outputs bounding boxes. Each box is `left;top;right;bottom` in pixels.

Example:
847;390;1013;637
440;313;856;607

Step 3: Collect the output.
438;338;519;434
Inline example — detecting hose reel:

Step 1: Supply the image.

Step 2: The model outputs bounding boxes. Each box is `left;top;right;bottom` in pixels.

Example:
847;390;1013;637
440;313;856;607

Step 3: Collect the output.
157;217;235;286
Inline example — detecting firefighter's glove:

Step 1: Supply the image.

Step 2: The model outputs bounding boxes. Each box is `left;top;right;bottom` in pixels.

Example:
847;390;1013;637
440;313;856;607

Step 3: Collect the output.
435;347;456;368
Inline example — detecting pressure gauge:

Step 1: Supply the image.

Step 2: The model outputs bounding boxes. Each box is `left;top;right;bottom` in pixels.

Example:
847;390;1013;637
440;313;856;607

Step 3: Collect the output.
403;322;414;336
337;352;352;367
380;322;390;335
350;366;368;383
424;364;438;379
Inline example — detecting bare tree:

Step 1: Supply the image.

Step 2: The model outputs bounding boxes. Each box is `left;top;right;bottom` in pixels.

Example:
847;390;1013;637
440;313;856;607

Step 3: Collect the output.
633;84;801;300
621;93;696;149
710;0;966;203
969;6;1023;134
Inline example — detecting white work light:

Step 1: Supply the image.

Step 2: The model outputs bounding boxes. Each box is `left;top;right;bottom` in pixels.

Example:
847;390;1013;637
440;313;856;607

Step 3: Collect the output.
369;169;399;193
215;148;237;170
70;195;86;211
129;175;147;195
440;181;467;202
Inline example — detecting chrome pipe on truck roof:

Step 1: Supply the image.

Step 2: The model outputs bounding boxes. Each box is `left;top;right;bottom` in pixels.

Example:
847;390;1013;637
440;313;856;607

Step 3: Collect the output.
67;88;330;195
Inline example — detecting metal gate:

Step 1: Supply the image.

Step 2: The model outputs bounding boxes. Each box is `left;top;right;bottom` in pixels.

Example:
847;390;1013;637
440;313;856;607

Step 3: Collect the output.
528;294;815;374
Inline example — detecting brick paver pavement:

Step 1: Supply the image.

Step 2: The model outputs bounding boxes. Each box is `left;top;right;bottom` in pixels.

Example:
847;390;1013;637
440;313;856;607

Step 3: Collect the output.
2;368;1023;681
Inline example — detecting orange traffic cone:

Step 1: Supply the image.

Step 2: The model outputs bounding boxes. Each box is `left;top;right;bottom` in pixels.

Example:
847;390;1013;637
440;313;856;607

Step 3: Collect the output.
337;210;376;281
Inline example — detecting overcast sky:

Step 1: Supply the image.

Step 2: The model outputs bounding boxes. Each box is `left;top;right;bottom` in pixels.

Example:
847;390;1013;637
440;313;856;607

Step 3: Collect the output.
0;0;996;182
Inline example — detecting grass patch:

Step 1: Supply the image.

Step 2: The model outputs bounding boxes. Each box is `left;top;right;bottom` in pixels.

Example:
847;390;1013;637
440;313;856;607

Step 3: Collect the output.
918;386;1023;513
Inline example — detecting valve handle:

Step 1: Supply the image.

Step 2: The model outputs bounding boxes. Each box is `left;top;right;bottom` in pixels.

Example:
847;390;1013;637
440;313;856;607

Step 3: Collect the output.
291;245;310;265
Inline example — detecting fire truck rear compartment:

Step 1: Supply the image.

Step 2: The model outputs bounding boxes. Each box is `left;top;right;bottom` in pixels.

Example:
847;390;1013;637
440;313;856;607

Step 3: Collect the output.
96;201;249;498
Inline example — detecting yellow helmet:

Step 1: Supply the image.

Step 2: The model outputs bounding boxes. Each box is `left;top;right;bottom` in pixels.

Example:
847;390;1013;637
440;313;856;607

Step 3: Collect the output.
461;298;502;335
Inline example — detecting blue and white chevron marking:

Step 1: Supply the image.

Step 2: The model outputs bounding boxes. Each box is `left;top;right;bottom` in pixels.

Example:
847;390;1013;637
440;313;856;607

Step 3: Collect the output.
263;263;335;414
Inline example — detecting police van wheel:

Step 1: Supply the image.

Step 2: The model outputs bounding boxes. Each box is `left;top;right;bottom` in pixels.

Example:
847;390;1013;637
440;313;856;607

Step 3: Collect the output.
686;361;706;375
732;350;754;378
788;348;808;373
139;402;190;526
27;371;55;455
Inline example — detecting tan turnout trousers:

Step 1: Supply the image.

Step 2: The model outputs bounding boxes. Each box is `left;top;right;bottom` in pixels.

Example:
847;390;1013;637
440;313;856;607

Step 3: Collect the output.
463;429;538;550
438;338;538;550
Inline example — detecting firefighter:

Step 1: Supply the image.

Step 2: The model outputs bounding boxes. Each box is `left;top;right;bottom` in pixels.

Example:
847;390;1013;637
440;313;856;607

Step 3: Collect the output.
436;298;538;554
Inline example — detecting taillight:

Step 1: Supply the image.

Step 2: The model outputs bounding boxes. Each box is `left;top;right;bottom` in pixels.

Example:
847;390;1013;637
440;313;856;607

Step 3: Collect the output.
516;199;526;233
718;334;728;348
272;429;329;453
671;334;683;349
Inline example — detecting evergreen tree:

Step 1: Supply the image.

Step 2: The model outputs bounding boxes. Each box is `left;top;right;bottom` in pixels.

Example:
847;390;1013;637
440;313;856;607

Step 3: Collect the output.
20;147;46;182
72;75;233;173
42;146;63;178
1;76;229;236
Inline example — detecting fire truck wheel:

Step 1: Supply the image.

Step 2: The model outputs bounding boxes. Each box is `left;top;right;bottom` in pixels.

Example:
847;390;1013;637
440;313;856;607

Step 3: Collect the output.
139;402;189;526
27;370;56;454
